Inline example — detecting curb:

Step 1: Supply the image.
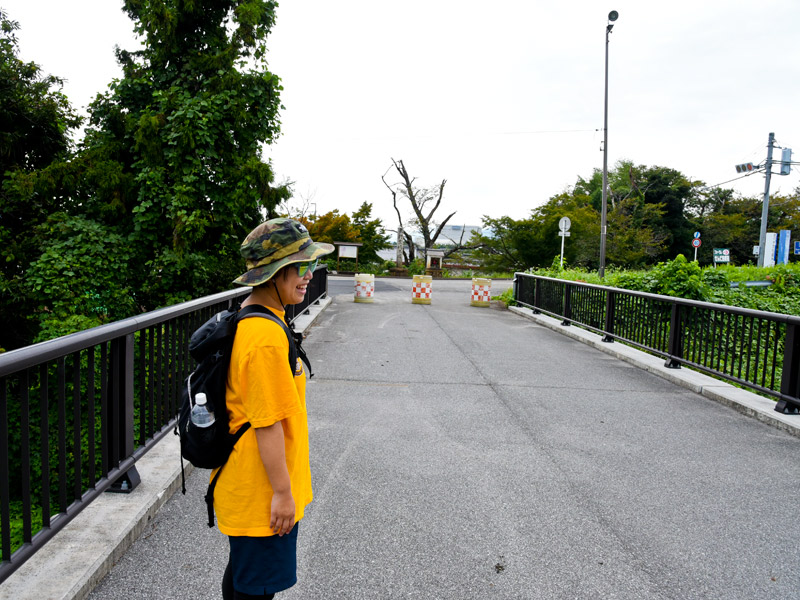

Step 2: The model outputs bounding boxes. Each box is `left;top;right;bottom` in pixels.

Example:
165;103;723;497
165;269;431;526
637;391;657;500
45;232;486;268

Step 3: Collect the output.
509;306;800;439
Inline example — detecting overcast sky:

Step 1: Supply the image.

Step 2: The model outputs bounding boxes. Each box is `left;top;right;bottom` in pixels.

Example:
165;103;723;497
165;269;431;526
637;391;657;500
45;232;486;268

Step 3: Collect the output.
4;0;800;231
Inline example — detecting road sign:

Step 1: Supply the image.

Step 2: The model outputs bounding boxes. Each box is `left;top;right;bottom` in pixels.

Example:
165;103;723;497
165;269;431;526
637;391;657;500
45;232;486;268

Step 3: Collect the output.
558;217;571;268
713;248;730;264
693;231;701;239
795;241;800;255
691;238;701;248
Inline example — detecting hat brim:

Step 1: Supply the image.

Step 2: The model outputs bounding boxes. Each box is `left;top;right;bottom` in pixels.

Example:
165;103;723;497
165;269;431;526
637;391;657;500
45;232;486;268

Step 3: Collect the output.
233;241;335;287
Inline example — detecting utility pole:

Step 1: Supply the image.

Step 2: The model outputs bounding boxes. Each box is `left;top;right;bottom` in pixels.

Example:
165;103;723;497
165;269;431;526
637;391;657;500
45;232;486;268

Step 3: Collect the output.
757;132;775;268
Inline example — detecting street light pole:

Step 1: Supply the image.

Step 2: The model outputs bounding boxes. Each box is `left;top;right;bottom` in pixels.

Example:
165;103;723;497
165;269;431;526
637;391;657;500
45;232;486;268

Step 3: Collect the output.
599;10;618;278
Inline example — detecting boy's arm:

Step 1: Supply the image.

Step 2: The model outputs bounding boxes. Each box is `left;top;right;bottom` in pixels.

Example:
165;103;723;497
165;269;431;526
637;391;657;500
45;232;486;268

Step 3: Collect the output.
255;422;295;536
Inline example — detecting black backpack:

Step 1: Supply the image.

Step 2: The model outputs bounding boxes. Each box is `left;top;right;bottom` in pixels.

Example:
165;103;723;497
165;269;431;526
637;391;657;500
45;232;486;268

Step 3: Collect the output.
176;303;312;526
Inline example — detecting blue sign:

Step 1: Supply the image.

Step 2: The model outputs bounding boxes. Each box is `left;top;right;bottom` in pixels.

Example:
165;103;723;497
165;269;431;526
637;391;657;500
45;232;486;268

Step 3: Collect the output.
795;241;800;255
693;231;701;239
777;230;791;265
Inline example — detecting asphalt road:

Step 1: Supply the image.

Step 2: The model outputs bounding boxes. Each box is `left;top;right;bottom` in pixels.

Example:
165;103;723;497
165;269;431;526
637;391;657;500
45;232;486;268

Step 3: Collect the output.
89;277;800;600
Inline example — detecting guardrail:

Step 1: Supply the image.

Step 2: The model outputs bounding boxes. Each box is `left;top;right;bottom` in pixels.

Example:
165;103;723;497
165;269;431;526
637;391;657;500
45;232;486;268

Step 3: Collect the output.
0;267;327;584
514;273;800;413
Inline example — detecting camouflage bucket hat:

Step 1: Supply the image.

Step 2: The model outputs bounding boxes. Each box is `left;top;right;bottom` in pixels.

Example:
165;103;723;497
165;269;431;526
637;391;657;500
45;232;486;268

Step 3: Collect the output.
233;218;335;287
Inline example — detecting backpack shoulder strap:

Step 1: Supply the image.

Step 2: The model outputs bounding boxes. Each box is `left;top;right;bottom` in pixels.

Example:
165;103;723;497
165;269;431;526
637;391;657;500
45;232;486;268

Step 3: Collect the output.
235;304;312;376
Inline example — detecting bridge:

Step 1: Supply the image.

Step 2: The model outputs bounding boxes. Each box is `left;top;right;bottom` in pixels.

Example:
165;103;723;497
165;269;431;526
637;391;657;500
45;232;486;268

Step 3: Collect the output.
2;275;800;599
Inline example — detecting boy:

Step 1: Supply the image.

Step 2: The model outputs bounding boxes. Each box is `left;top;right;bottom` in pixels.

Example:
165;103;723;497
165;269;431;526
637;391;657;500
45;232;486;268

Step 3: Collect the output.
215;218;333;599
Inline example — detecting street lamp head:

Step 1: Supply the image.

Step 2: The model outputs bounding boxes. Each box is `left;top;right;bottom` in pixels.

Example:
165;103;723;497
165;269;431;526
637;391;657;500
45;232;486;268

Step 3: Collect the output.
608;10;619;22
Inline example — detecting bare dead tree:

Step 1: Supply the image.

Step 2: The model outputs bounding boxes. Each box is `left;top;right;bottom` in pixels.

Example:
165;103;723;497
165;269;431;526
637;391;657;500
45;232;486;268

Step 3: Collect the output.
382;158;456;264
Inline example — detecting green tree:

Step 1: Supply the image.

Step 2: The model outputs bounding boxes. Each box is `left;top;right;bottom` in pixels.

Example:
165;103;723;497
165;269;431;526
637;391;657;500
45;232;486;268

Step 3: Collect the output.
471;215;543;272
635;165;693;261
351;202;390;263
302;205;390;265
25;214;137;342
0;9;82;350
304;210;358;246
605;197;667;266
97;0;286;308
2;1;288;348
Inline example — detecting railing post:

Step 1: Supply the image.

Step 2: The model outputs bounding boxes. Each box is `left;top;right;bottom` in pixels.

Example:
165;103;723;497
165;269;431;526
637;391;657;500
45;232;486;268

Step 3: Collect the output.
562;282;572;326
602;289;615;343
108;334;140;492
320;265;329;299
776;321;800;414
512;275;519;308
664;303;683;369
532;277;541;314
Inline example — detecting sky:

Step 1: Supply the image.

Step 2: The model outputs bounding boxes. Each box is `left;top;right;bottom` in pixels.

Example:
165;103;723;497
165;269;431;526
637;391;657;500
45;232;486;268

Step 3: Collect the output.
4;0;800;233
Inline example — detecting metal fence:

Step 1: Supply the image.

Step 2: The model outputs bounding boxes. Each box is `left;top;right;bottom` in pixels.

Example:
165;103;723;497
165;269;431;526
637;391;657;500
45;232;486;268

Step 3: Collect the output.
0;267;328;583
514;273;800;413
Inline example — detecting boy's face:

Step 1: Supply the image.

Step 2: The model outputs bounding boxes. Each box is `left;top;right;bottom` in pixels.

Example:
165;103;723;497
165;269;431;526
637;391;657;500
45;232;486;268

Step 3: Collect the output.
274;263;313;305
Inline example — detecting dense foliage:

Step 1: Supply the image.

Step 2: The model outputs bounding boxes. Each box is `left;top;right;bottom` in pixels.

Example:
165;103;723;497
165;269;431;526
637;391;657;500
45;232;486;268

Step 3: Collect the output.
471;161;799;274
0;10;83;348
1;1;286;350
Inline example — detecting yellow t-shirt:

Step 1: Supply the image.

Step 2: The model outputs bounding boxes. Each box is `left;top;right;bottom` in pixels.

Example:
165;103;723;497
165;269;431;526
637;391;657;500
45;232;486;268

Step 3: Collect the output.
211;307;311;537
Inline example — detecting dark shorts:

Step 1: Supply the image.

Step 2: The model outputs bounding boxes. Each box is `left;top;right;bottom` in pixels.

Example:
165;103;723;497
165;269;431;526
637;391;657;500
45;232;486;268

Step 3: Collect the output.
228;524;299;596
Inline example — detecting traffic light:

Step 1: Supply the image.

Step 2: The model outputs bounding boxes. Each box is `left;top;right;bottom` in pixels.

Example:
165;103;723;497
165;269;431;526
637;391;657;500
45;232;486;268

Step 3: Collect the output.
780;148;792;175
735;162;755;173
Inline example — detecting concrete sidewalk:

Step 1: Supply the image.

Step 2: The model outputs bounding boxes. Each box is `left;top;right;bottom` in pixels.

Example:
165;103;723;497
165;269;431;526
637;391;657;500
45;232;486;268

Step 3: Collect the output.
7;278;800;599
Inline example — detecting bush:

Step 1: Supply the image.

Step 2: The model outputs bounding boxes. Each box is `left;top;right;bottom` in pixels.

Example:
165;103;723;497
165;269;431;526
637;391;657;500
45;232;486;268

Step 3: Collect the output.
406;259;426;276
649;254;710;301
493;286;516;307
526;260;800;317
606;269;659;293
702;268;730;290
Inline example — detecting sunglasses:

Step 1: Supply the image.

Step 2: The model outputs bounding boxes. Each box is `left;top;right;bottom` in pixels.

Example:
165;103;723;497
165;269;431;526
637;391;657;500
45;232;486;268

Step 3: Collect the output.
294;259;318;277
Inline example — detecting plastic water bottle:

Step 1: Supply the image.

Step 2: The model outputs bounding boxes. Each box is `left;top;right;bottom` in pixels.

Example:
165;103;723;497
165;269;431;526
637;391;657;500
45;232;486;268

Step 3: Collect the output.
190;393;215;428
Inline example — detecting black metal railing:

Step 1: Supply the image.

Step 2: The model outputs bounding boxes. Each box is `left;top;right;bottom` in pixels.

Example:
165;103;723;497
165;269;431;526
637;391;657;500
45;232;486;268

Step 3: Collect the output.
514;273;800;413
0;267;328;584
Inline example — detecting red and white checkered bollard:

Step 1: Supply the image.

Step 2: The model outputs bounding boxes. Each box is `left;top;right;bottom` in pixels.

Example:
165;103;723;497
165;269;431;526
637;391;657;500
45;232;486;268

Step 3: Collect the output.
411;275;432;305
354;273;374;303
470;278;491;307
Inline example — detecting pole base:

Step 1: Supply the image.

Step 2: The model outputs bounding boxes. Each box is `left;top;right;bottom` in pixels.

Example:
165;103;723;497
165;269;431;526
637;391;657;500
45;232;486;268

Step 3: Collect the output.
107;467;142;494
774;400;800;415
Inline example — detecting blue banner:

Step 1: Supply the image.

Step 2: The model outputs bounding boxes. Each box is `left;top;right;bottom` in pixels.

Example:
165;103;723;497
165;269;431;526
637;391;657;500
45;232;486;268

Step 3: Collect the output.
777;230;791;265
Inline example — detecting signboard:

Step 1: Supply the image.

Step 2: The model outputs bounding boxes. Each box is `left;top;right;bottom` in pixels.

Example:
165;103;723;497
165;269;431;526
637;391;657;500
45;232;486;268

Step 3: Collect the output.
795;241;800;255
693;231;701;239
559;217;571;232
338;245;358;259
691;238;701;248
713;248;730;264
764;232;778;267
777;230;791;265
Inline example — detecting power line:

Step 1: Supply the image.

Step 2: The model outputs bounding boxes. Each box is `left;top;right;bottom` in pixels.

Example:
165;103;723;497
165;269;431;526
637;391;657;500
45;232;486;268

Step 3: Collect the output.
703;170;761;189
